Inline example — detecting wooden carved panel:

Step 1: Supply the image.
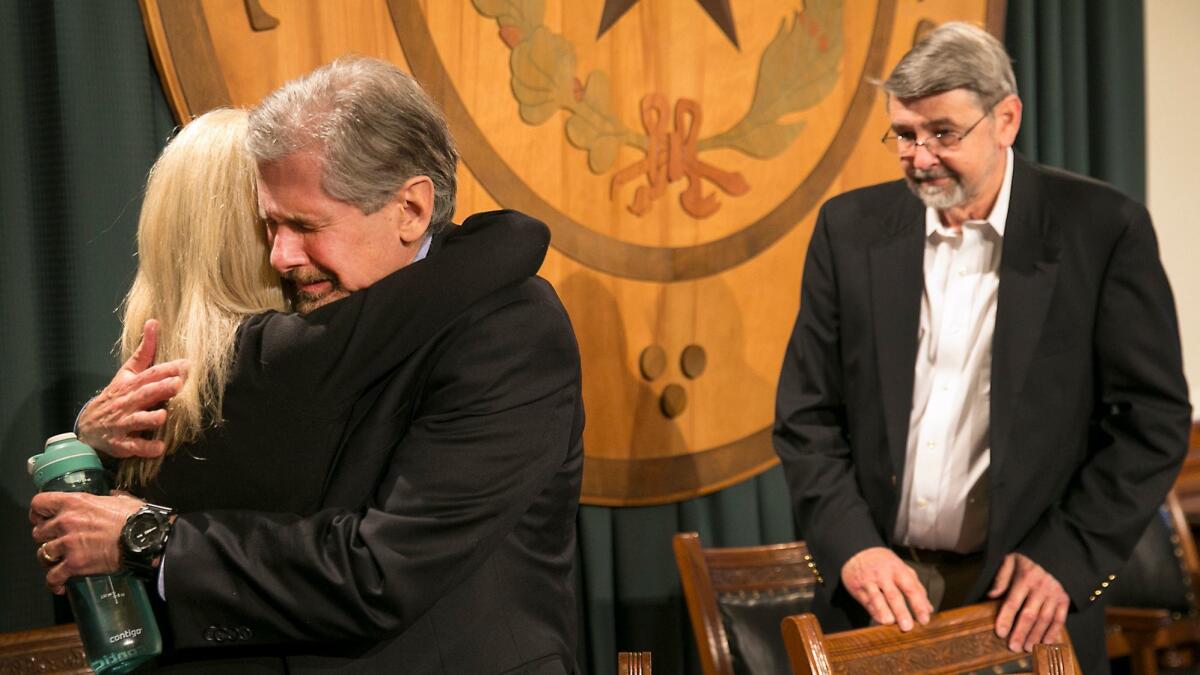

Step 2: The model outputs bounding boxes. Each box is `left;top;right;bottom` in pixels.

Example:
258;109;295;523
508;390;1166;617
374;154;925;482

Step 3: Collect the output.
0;624;87;675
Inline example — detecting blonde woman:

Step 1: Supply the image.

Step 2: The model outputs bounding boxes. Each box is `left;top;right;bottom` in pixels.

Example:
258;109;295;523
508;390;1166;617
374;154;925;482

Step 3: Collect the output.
109;108;286;488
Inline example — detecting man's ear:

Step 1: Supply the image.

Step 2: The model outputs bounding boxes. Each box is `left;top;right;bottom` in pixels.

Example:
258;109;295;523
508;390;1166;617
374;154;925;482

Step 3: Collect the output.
993;94;1022;147
394;175;435;244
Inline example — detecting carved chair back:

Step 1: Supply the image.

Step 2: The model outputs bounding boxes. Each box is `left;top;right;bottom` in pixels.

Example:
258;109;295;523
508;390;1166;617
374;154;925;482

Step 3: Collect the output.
673;532;820;675
782;601;1082;675
0;623;87;674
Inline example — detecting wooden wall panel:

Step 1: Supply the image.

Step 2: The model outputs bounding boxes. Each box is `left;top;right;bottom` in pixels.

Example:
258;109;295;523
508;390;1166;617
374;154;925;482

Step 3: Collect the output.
141;0;1002;505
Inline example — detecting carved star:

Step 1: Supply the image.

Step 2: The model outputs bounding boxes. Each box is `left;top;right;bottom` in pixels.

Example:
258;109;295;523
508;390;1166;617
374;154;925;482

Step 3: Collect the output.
597;0;740;48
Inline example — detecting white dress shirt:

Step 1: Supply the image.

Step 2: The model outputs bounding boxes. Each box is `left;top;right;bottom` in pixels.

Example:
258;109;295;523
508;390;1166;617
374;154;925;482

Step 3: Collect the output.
894;147;1014;553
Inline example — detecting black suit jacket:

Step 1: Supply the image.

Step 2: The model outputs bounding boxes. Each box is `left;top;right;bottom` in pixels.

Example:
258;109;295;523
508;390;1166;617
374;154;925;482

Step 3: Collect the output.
773;155;1191;664
140;210;584;673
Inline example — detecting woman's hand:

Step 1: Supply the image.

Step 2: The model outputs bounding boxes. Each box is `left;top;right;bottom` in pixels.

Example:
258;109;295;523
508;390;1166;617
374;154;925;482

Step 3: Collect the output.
77;319;189;458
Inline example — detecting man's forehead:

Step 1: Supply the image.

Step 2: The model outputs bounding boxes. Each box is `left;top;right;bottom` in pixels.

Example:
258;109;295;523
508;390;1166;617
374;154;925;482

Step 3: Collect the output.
254;150;337;223
887;89;981;125
255;148;325;192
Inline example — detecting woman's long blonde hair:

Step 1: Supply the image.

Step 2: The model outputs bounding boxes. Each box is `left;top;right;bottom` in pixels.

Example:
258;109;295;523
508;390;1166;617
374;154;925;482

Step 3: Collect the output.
117;109;286;487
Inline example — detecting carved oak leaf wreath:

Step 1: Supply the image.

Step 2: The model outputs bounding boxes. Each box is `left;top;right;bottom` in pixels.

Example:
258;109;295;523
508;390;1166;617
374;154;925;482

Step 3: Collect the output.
471;0;844;218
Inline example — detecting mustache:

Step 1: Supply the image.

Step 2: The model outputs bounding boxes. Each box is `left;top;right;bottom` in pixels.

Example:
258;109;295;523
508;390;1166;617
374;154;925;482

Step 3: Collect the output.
282;269;333;287
909;166;957;182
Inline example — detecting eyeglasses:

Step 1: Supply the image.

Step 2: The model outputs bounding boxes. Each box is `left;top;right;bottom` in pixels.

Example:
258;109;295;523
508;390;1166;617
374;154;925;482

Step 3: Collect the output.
881;110;990;155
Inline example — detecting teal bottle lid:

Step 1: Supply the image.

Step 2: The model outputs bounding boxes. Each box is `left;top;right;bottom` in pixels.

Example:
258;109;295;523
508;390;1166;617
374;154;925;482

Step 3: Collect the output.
28;432;103;489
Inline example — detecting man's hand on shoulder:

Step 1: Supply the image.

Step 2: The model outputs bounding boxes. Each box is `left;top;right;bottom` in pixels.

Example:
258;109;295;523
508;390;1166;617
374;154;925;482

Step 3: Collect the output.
78;319;188;458
989;552;1069;652
841;546;932;631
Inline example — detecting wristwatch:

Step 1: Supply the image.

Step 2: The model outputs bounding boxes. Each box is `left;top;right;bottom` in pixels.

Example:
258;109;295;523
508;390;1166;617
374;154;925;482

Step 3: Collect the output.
120;503;175;580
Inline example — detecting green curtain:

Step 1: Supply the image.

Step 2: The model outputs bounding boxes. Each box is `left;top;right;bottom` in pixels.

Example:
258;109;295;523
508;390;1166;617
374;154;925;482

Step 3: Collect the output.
0;3;1144;675
0;1;175;632
1005;0;1145;200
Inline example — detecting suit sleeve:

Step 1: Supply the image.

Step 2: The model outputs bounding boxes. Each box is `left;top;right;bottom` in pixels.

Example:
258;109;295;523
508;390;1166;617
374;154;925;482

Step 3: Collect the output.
773;208;885;589
160;291;581;646
1016;202;1192;607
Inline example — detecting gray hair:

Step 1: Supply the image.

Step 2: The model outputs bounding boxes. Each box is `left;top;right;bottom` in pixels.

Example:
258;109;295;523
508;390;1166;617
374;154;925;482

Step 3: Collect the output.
247;56;458;231
884;22;1017;109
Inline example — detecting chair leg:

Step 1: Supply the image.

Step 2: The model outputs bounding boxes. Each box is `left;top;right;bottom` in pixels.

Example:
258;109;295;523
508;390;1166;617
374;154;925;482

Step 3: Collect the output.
1128;643;1160;675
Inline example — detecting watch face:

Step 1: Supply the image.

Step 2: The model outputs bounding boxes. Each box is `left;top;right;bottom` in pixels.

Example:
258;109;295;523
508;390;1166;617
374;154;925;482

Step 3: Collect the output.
124;512;164;554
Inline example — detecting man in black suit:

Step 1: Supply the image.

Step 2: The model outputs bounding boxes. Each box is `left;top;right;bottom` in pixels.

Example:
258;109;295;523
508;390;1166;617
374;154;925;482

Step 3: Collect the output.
30;57;584;673
773;22;1190;673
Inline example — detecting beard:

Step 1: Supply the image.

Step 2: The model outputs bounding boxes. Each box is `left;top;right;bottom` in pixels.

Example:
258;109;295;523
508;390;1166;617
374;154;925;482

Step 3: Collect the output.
282;268;349;315
905;166;968;210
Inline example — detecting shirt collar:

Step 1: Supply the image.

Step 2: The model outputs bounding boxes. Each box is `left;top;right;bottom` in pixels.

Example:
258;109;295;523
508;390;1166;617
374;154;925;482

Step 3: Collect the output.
925;146;1014;238
412;232;433;262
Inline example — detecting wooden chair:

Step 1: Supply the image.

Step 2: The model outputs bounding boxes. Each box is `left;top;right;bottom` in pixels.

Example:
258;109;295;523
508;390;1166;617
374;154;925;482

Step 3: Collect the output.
0;623;87;674
1105;490;1200;674
617;651;652;674
782;601;1081;675
673;532;821;675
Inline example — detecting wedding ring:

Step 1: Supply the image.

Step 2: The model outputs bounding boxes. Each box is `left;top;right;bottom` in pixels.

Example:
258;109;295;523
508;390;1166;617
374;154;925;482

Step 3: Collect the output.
38;542;61;565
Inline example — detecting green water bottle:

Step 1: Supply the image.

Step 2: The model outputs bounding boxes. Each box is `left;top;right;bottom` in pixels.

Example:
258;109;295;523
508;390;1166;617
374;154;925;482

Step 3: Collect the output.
28;433;162;674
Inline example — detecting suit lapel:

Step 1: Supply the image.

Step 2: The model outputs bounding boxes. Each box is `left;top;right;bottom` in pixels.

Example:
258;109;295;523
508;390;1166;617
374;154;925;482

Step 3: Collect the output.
870;200;925;477
990;157;1060;478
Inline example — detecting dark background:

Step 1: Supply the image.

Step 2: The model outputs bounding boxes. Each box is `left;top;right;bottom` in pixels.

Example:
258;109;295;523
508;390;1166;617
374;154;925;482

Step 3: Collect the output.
0;2;1144;673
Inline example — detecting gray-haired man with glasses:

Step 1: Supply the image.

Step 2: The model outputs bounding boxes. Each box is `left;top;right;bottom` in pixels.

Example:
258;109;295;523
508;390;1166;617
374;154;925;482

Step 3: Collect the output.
774;21;1190;673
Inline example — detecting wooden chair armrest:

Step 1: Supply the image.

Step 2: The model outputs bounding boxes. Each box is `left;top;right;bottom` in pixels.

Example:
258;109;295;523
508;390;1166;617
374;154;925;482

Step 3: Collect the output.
1033;643;1082;675
617;651;652;675
1105;606;1174;632
0;623;87;674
